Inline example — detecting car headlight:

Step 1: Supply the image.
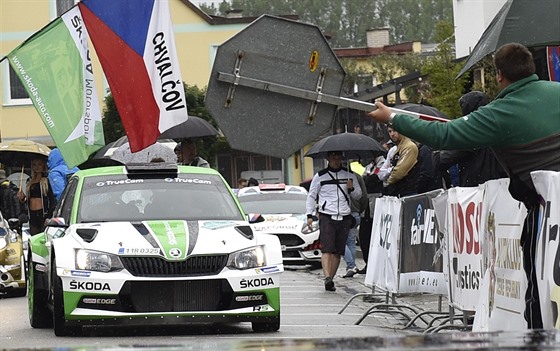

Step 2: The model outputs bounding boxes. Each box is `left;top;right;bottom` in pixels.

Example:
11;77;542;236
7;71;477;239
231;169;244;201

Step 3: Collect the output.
301;221;319;234
75;249;124;272
227;245;266;270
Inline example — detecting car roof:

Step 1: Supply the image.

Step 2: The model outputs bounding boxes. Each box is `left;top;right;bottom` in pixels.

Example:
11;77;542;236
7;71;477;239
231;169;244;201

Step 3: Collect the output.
73;163;220;178
237;184;308;197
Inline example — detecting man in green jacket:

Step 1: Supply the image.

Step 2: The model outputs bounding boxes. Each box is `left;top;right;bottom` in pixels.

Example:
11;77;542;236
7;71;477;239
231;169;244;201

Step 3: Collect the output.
368;43;560;329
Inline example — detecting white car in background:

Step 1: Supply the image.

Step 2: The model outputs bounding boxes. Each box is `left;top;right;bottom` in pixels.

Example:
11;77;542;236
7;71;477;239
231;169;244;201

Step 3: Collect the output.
237;184;322;269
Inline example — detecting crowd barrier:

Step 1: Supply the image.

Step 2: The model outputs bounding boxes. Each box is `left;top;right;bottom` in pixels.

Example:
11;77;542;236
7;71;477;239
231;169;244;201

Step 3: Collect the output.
341;171;560;332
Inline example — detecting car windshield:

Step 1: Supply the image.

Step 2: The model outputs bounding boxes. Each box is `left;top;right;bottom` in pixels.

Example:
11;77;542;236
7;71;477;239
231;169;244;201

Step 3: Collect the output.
238;193;307;214
77;173;244;222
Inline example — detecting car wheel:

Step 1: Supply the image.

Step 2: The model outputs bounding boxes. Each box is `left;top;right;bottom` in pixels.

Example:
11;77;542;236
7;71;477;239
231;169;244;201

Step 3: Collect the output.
52;257;80;336
251;315;280;332
9;287;27;298
28;251;52;328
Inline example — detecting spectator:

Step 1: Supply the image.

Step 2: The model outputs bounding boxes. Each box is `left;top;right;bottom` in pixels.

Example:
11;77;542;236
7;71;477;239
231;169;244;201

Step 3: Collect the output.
306;151;362;291
17;157;56;235
368;43;560;329
353;124;362;134
415;142;441;193
237;178;248;189
383;125;419;197
0;171;27;227
179;138;209;167
437;91;507;187
247;177;259;187
342;170;368;278
47;148;79;201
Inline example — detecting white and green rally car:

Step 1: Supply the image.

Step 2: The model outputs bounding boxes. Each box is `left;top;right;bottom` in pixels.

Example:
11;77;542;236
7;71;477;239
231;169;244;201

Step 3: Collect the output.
27;163;283;336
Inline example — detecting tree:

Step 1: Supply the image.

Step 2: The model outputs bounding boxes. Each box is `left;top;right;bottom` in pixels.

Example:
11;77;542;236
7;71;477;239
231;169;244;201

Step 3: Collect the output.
220;0;452;48
420;21;468;118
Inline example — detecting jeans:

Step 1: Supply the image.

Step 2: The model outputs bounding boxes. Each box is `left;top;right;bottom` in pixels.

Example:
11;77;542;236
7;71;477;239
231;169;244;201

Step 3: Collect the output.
344;212;360;270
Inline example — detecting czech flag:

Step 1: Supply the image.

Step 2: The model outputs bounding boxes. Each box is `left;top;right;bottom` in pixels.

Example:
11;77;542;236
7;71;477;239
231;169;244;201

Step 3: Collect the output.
79;0;188;152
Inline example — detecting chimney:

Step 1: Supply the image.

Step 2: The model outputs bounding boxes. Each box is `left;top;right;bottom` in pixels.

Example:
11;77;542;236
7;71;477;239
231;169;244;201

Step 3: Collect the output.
366;27;390;48
225;9;243;18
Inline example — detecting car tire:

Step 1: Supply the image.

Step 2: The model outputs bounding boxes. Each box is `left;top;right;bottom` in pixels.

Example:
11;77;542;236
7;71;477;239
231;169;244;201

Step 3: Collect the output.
52;257;80;336
251;315;280;332
28;251;52;328
8;287;27;298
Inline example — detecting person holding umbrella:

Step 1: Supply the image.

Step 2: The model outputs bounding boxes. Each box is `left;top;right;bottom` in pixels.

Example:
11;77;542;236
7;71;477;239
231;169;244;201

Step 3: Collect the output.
368;43;560;329
17;156;55;235
305;151;362;291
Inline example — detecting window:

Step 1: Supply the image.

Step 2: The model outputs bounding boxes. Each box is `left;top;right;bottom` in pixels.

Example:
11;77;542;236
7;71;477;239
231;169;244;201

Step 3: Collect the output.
2;62;30;105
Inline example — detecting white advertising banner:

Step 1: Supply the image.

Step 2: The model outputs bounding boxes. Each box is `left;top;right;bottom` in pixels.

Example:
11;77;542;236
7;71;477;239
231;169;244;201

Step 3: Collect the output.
446;186;484;311
532;171;560;329
473;179;528;331
365;196;401;293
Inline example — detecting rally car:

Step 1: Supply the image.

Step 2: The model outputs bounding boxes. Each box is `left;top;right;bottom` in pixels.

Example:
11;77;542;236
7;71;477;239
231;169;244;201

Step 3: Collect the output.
237;184;322;268
0;212;27;297
27;163;283;336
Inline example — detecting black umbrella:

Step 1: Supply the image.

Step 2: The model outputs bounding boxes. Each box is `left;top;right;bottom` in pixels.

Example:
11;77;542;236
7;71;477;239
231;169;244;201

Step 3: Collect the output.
457;0;560;78
305;132;385;160
158;116;219;140
394;103;448;119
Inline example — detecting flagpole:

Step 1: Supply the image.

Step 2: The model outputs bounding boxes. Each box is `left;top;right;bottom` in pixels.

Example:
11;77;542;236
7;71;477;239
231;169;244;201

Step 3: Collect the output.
19;164;24;191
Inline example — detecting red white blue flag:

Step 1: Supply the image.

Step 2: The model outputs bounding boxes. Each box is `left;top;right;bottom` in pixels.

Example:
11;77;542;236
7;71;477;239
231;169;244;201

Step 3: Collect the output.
79;0;188;152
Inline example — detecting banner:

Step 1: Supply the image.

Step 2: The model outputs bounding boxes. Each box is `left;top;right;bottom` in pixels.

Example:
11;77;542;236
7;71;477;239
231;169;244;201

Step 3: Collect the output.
446;186;484;311
365;196;401;293
532;171;560;329
6;6;104;168
398;190;446;294
79;0;188;152
473;179;527;331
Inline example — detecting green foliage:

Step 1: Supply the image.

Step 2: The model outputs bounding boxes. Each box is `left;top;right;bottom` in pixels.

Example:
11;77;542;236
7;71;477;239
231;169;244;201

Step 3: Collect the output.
220;0;452;48
420;21;469;118
470;56;500;100
101;84;228;166
340;52;423;102
101;94;125;143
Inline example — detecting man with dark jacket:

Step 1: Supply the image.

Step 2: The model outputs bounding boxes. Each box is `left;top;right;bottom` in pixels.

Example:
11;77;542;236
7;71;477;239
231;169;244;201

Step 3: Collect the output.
368;43;560;329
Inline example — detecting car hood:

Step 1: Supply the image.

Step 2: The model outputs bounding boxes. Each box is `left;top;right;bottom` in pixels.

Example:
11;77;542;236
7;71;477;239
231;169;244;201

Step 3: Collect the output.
68;220;256;260
250;214;304;234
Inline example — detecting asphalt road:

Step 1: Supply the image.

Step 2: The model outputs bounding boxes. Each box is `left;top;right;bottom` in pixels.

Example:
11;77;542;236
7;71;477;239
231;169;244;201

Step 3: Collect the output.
0;264;402;349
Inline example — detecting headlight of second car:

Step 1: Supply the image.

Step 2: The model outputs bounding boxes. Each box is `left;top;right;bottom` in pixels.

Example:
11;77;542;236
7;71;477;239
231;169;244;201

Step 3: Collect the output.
301;220;319;234
75;249;124;272
227;245;266;270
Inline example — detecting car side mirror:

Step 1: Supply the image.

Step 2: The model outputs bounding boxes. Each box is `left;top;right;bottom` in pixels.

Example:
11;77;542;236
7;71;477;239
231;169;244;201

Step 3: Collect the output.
45;217;68;228
247;213;265;223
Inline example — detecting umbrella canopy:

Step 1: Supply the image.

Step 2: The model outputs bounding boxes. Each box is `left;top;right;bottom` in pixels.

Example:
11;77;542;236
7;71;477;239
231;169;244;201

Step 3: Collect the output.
394;103;448;119
457;0;560;78
79;136;177;169
0;139;51;167
111;141;177;164
158;116;219;140
305;132;385;160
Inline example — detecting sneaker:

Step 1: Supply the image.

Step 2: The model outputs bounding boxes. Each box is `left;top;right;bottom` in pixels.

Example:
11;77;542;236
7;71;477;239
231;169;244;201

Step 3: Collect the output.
342;267;358;278
324;277;336;291
356;266;367;275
